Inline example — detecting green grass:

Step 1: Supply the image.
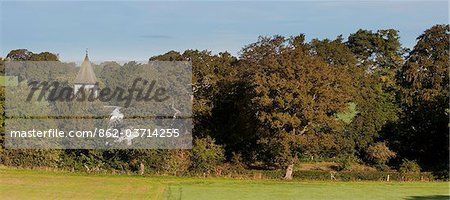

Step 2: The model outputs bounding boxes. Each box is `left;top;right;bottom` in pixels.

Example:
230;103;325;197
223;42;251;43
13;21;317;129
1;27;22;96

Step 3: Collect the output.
1;168;448;200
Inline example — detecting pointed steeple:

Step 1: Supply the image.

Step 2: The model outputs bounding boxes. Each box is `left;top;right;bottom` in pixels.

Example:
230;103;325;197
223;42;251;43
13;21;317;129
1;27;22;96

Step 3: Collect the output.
75;49;97;84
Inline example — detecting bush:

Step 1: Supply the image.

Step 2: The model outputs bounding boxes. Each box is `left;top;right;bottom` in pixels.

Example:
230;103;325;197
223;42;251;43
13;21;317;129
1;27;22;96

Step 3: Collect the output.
366;142;396;166
292;171;434;181
251;170;435;181
162;150;191;176
190;136;225;174
399;159;421;173
293;170;331;180
335;155;356;171
59;150;106;172
214;162;247;177
432;170;449;180
229;153;246;173
1;149;61;168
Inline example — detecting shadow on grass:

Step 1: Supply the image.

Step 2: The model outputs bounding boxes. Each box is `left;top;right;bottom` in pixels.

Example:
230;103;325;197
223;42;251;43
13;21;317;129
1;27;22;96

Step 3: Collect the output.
406;195;449;200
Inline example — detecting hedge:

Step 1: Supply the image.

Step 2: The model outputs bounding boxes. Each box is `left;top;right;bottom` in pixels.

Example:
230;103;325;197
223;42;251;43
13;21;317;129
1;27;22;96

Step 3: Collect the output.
252;170;435;181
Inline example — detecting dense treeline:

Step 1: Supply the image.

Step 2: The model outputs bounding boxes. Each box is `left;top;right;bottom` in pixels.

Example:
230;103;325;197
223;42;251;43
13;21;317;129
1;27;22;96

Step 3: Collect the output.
0;25;448;179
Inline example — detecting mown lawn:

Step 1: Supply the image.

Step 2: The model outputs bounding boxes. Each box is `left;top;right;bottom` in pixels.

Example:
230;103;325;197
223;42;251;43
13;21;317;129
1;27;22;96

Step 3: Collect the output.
1;167;448;200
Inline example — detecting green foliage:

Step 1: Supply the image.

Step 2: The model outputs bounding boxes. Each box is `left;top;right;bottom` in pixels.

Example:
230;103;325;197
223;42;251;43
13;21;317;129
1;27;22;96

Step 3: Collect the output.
6;49;58;61
311;35;400;156
346;29;405;72
256;170;434;181
0;149;61;168
6;49;33;61
385;24;449;172
59;150;106;172
310;35;357;67
30;52;59;61
399;159;421;173
335;171;433;181
335;155;357;171
398;24;449;103
335;102;357;124
190;136;225;173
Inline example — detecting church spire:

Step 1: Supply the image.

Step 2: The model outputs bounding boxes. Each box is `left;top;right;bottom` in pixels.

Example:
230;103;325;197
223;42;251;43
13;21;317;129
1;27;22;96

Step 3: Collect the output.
84;48;89;61
76;49;97;84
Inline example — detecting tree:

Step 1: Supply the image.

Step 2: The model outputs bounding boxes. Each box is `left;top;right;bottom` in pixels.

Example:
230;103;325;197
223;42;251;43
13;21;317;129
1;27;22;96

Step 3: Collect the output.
398;25;449;104
310;35;357;67
149;50;184;61
6;49;58;61
150;50;239;143
6;49;33;61
388;24;449;172
239;35;353;179
346;29;407;99
337;30;405;161
310;36;399;158
346;29;405;72
30;52;58;61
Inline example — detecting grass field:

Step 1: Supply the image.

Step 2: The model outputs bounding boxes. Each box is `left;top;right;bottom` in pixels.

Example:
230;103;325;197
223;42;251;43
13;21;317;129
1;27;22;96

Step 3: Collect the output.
1;168;448;200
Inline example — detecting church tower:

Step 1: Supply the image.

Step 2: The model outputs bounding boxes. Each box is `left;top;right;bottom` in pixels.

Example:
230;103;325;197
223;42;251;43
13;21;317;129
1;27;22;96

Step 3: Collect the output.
74;50;98;97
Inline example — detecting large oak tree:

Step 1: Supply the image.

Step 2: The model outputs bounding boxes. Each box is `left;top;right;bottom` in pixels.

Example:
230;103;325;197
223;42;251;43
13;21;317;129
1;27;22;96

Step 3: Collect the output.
239;35;353;178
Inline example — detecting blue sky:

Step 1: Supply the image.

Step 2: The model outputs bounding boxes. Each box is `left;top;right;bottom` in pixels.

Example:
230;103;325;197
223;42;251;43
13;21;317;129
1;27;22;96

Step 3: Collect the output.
1;1;448;62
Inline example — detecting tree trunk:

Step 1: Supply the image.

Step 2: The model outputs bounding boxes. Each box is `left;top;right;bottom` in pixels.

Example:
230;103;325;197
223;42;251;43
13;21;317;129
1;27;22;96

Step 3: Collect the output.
139;162;145;175
284;163;294;180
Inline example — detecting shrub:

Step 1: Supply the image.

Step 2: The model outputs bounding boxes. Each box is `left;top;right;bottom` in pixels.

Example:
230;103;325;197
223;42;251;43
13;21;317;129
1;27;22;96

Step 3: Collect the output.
292;171;433;181
1;149;61;168
432;170;449;180
214;162;247;177
335;155;356;171
229;152;246;173
366;142;396;166
162;150;191;176
59;150;105;172
190;136;225;174
293;170;331;180
399;159;421;173
251;170;435;181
